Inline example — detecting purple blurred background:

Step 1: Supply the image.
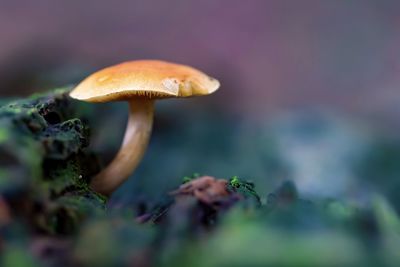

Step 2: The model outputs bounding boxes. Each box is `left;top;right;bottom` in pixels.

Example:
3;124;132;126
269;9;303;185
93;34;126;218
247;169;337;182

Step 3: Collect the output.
1;0;399;128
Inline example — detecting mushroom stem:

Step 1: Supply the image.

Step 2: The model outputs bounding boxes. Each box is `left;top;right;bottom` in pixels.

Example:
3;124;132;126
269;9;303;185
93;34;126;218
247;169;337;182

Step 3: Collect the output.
90;98;154;196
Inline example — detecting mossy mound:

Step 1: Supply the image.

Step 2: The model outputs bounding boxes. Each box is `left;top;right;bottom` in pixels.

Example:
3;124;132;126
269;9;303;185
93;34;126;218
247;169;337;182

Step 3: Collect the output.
0;88;105;235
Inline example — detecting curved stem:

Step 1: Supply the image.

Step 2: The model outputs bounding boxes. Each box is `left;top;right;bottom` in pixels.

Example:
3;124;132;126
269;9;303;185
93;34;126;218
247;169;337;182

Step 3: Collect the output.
90;98;154;196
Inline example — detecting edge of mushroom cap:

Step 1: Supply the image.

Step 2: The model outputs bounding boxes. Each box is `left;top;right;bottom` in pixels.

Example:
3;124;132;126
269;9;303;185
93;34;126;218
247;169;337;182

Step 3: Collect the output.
69;60;220;103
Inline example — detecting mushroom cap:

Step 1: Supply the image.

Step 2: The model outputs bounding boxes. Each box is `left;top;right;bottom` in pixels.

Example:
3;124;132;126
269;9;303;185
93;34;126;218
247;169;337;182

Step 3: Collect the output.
69;60;220;102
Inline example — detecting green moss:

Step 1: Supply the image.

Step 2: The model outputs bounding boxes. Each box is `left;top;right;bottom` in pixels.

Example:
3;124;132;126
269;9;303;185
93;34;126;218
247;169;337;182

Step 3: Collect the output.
0;168;10;188
228;176;261;206
181;172;201;184
0;88;104;234
229;175;240;188
0;128;9;143
1;246;40;267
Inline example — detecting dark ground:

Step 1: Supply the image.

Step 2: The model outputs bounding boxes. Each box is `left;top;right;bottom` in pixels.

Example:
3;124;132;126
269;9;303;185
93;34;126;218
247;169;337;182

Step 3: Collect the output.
1;89;400;267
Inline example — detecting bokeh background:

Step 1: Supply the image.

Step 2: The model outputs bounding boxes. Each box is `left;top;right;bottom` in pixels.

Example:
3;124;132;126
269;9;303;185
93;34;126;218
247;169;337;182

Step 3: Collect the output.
1;0;400;209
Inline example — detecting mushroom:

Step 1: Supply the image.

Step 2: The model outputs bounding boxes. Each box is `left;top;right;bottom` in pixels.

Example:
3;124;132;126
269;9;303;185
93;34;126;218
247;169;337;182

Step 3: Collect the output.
69;60;220;196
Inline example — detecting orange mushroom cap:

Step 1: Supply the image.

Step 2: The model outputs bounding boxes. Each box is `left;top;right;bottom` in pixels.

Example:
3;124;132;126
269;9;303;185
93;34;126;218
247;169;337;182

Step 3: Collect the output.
70;60;220;102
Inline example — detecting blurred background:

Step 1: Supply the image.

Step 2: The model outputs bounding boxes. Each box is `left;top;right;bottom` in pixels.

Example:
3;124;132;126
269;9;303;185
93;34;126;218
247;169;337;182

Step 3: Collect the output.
1;0;400;209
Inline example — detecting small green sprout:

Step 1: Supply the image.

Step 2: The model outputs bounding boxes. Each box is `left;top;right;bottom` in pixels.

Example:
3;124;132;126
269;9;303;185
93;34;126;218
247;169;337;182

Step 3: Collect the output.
182;173;201;184
182;176;192;184
230;176;241;188
229;176;261;206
